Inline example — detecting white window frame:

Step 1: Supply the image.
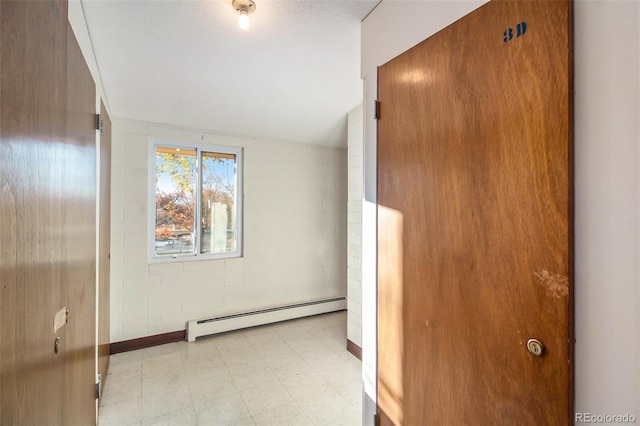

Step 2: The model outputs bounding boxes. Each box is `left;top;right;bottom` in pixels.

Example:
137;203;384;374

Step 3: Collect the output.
148;139;243;263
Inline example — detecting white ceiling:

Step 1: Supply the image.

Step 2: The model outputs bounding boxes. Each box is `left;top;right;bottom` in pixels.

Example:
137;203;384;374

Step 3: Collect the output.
82;0;380;147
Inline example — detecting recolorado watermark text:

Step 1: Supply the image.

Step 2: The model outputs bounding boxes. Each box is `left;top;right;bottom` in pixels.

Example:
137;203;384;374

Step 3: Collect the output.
576;413;637;423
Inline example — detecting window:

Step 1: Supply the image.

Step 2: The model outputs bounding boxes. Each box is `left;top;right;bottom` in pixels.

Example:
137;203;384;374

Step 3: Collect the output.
149;141;242;261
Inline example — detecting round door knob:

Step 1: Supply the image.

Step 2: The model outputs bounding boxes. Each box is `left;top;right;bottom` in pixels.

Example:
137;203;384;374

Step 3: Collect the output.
527;339;544;356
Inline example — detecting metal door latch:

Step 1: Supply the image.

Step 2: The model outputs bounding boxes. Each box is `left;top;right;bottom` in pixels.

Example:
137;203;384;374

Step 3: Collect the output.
527;338;544;356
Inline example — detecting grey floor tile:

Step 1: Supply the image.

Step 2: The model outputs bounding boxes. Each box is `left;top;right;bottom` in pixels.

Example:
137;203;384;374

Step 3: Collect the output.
98;312;361;425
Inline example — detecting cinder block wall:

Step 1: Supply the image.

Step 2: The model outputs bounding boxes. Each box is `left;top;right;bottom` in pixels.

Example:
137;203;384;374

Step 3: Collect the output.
347;104;363;347
110;119;347;342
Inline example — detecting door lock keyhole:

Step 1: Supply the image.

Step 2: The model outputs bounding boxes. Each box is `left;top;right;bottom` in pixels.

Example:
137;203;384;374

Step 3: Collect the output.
527;339;544;356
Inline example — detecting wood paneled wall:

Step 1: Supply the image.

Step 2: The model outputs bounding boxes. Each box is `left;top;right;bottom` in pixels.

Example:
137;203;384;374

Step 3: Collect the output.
1;0;101;423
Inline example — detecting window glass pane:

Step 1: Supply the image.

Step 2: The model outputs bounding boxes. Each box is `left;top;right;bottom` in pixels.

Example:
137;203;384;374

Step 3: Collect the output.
155;147;196;256
200;151;236;254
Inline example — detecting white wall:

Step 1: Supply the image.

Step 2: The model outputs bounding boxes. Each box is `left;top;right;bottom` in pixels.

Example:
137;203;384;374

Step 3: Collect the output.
110;119;347;342
361;0;640;424
573;1;640;417
347;104;364;347
68;0;110;116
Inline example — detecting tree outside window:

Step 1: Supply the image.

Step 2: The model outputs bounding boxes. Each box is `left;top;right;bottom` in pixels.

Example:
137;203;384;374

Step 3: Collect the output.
152;143;242;260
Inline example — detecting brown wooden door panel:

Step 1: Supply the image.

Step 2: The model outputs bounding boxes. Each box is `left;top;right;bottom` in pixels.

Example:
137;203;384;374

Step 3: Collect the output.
1;1;70;423
377;1;573;425
98;100;112;400
64;25;98;425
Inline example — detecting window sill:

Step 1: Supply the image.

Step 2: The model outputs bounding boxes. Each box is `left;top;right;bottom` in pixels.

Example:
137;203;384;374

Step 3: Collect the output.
148;252;242;264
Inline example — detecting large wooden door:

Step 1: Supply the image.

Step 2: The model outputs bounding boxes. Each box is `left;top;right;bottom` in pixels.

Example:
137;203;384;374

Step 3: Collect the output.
98;100;112;400
63;25;99;425
377;1;573;425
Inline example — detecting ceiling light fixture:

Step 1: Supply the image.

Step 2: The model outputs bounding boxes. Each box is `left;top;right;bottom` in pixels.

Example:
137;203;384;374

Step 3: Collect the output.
232;0;255;31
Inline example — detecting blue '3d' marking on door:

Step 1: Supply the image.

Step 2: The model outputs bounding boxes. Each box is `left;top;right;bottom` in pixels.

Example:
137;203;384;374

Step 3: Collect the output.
503;22;527;43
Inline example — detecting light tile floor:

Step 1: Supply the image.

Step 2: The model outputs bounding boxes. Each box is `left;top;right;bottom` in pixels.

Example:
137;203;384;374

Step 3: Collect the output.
98;311;362;426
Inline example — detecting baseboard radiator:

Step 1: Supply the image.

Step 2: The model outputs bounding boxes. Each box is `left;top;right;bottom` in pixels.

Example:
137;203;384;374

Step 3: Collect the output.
186;297;347;342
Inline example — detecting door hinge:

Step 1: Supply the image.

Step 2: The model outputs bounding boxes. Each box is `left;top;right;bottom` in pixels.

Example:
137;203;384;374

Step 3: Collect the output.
95;114;104;135
374;100;381;120
95;373;102;399
374;413;380;426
